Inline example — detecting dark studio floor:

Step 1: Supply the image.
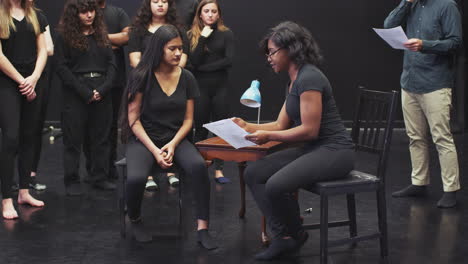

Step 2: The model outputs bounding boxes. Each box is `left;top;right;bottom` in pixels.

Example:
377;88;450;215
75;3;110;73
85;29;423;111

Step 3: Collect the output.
0;130;466;264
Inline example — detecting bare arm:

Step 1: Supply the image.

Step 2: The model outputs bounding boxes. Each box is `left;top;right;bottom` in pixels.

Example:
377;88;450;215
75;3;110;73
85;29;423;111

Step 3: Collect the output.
244;91;322;145
44;25;54;56
129;51;141;68
108;26;130;47
0;41;25;84
233;103;292;133
19;32;48;97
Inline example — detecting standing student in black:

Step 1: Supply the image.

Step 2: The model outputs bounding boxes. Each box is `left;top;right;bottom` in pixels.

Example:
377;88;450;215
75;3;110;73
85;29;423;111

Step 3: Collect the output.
234;21;355;260
87;0;130;181
55;0;116;196
28;2;55;192
121;25;216;249
128;0;189;190
188;0;234;184
0;0;47;219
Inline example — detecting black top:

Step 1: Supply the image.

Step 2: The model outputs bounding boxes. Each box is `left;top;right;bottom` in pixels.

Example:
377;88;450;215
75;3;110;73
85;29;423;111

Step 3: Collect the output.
102;4;130;86
175;0;198;29
55;33;116;102
128;26;189;57
0;11;48;75
140;68;199;146
189;28;234;76
285;64;353;150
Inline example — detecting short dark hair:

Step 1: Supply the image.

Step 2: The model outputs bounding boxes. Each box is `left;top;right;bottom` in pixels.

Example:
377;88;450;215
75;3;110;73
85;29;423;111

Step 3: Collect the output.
260;21;323;68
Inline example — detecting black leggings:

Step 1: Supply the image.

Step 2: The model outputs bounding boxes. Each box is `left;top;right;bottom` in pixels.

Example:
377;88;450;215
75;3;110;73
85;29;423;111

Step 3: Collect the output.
193;73;229;170
0;74;46;198
125;138;210;221
245;145;355;238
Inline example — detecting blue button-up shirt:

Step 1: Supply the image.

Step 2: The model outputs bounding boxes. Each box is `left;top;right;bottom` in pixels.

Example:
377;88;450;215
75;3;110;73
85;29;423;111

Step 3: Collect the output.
384;0;462;93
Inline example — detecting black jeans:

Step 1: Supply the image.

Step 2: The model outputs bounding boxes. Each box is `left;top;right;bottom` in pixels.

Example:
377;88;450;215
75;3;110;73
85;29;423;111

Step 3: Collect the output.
245;145;355;238
193;73;229;170
61;76;112;186
125;138;210;221
0;73;46;198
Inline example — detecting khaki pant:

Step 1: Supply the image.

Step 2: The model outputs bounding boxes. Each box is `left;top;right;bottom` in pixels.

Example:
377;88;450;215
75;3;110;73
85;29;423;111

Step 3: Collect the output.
401;88;460;192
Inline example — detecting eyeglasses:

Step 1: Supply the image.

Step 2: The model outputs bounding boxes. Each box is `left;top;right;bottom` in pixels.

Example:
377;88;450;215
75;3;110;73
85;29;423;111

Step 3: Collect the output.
265;48;283;58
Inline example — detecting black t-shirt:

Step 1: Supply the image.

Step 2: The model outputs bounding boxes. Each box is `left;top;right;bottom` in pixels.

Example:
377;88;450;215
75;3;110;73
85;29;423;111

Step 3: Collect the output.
140;68;199;146
0;10;48;74
128;26;189;58
189;28;234;75
285;64;353;150
102;4;130;86
175;0;198;29
55;33;116;101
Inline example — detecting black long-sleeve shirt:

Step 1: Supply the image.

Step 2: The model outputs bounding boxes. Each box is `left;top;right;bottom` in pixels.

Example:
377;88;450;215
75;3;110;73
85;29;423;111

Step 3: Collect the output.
189;28;235;75
55;33;116;101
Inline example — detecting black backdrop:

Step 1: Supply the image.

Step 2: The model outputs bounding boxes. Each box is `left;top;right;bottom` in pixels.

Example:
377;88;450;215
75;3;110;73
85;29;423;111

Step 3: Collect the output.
36;0;467;128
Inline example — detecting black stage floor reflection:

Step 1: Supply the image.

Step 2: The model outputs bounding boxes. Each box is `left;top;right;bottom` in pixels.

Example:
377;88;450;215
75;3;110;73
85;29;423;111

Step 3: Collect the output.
0;130;466;264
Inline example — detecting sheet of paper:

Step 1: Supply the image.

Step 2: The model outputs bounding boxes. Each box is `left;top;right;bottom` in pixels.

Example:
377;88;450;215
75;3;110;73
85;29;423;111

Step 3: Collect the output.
203;119;256;149
373;26;408;50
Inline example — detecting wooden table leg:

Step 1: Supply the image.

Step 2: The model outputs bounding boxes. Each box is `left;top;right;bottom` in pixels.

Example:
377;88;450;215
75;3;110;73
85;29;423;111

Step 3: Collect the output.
238;162;247;218
261;216;270;246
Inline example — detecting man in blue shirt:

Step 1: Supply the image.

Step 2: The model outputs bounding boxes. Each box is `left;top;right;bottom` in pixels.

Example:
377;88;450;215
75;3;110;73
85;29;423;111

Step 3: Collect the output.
384;0;462;208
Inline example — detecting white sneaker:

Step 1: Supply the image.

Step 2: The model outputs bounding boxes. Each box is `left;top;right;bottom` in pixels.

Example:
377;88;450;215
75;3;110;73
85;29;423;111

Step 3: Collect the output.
145;179;158;191
167;175;179;187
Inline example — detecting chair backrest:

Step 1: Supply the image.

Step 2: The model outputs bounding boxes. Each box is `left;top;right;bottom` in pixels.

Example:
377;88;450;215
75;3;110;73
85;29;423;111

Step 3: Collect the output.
350;87;399;184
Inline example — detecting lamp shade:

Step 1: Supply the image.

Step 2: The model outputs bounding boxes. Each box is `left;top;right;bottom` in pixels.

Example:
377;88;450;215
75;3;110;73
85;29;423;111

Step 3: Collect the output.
240;80;261;108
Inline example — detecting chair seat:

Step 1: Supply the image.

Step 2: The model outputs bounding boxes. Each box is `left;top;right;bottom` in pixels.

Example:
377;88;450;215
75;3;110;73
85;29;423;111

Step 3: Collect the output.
308;170;380;195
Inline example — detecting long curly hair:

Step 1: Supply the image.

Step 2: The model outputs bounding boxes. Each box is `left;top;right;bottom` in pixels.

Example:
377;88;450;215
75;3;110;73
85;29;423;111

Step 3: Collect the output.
260;21;323;68
131;0;181;35
120;25;182;142
188;0;229;51
0;0;40;39
57;0;109;51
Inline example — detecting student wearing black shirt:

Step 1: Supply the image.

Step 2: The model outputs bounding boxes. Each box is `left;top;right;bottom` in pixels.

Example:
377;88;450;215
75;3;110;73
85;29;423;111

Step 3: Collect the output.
128;0;189;190
0;0;47;219
188;0;234;184
233;22;355;260
55;0;116;196
121;25;216;248
84;0;130;181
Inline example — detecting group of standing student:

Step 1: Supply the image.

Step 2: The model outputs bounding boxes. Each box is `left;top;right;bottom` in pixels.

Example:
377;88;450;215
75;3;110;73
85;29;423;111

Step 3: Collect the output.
0;0;50;219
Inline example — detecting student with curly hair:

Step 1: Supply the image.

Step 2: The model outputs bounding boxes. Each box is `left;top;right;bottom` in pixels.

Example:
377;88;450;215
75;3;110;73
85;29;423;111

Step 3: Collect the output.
55;0;116;196
188;0;234;184
0;0;47;219
121;25;217;248
128;0;188;191
234;21;355;260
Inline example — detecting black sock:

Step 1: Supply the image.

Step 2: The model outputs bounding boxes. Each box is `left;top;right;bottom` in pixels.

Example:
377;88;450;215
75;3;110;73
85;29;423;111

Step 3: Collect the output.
197;229;218;250
437;191;457;208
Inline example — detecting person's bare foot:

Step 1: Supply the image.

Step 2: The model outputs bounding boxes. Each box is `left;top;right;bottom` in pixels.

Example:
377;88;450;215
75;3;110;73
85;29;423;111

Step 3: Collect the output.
2;198;18;220
17;189;45;207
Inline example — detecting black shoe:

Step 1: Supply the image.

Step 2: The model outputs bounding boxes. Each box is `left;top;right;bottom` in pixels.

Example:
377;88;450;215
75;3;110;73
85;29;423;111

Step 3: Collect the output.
437;192;457;208
392;184;427;198
93;180;116;190
108;167;118;181
197;229;218;250
66;183;83;196
254;237;297;260
130;218;152;243
29;177;47;191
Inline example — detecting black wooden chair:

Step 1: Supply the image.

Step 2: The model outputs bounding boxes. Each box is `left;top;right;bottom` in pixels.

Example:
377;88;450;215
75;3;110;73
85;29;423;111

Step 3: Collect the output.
115;158;183;238
302;88;399;263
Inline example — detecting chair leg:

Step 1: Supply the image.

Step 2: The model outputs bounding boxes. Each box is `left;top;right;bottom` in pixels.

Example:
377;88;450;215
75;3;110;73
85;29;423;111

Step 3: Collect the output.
377;188;389;257
238;162;247;219
119;166;126;238
346;194;357;238
178;172;183;236
320;194;329;264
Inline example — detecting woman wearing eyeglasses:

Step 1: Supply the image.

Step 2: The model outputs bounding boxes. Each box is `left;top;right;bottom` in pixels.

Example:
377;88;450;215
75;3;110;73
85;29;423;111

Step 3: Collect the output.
233;21;355;260
188;0;234;184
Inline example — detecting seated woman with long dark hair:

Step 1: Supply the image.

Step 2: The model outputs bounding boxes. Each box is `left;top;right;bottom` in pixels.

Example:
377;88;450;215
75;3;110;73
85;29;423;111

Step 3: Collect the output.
233;21;355;260
121;25;216;249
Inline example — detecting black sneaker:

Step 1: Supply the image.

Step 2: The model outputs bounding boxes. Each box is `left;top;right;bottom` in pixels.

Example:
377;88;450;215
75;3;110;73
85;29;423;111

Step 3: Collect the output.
29;177;47;191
